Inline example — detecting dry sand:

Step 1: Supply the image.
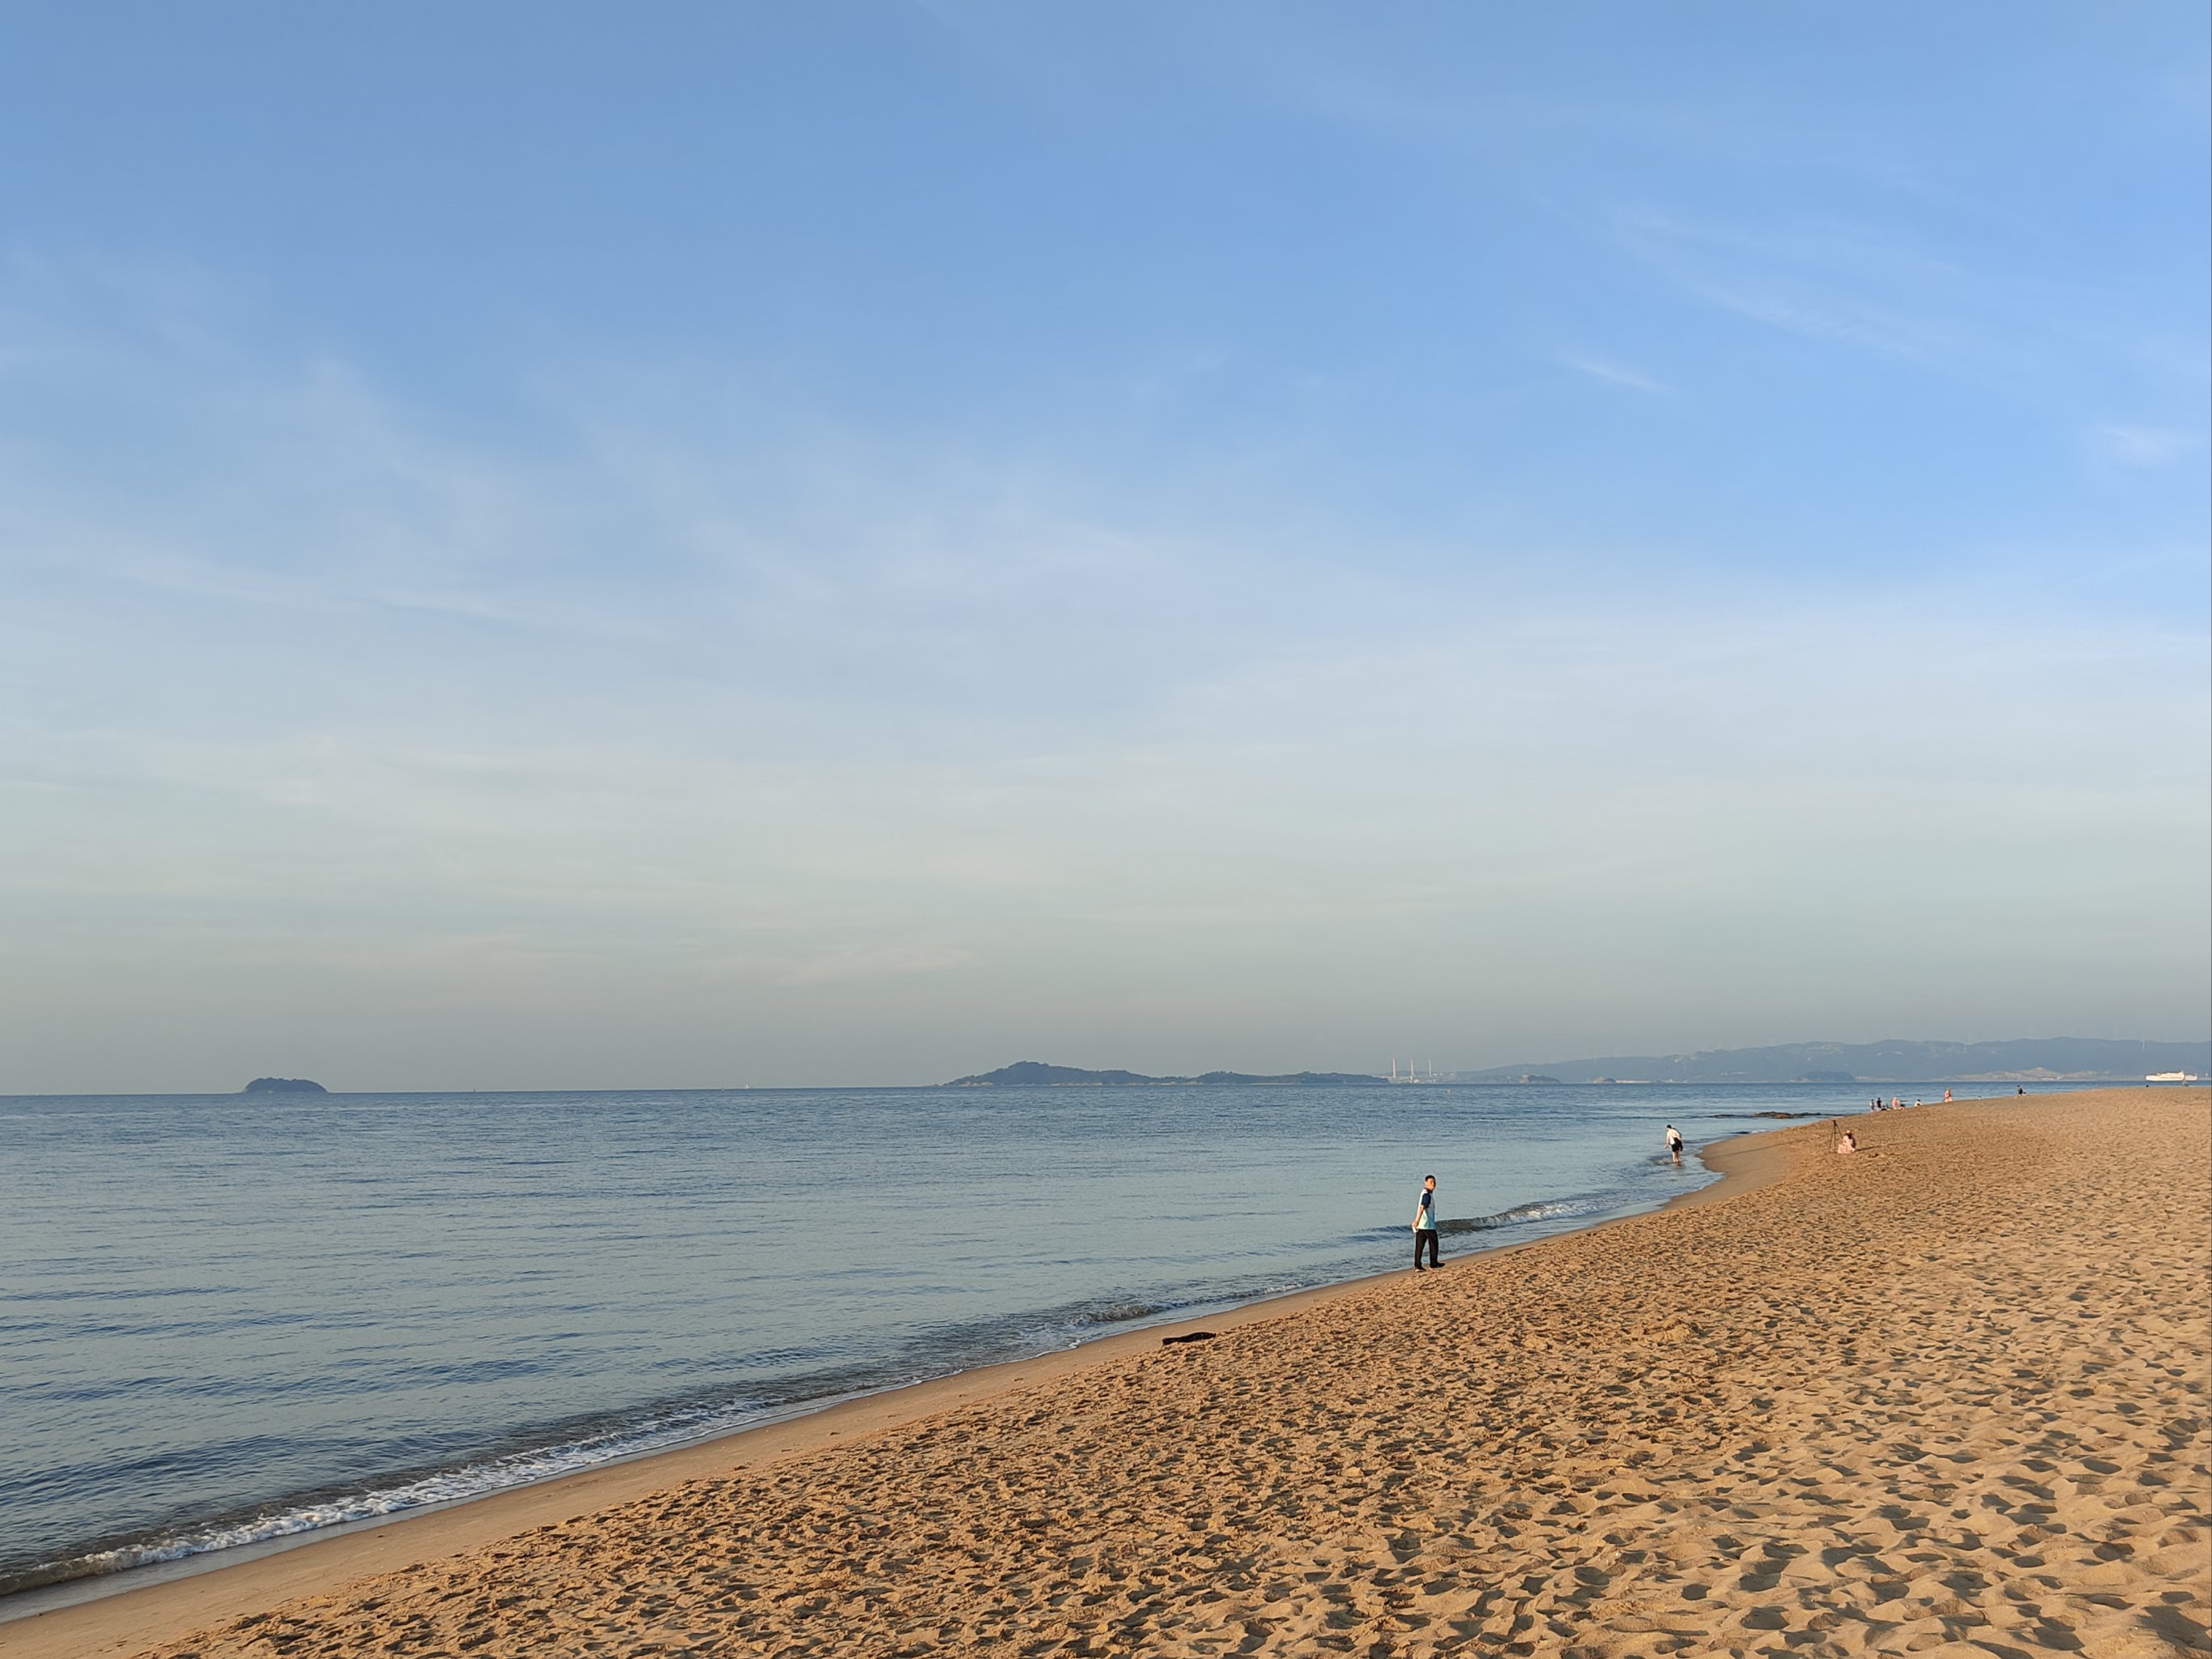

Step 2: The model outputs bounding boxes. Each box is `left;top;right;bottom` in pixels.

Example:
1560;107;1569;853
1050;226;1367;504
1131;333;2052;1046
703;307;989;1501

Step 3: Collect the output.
7;1086;2206;1658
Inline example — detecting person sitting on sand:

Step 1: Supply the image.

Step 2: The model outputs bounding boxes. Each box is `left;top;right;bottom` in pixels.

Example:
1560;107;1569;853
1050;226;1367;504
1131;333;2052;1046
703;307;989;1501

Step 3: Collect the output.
1413;1175;1440;1272
1835;1128;1858;1155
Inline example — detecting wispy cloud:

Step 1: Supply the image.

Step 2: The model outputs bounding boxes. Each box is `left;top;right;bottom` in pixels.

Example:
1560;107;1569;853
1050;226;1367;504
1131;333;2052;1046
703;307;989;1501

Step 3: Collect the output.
1609;208;1963;360
1563;354;1670;394
2088;424;2198;468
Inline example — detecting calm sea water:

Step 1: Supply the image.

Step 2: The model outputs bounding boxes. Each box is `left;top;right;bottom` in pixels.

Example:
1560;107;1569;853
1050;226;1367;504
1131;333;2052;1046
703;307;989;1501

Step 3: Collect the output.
0;1081;1978;1600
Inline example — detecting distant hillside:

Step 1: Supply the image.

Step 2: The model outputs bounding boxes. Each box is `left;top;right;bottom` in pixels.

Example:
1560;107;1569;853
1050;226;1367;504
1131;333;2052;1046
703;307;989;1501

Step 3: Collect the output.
243;1077;328;1094
1456;1038;2209;1085
945;1061;1388;1088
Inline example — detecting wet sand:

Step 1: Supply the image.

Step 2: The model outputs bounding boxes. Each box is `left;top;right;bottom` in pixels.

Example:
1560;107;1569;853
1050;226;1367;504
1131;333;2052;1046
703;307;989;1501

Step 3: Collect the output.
7;1087;2206;1657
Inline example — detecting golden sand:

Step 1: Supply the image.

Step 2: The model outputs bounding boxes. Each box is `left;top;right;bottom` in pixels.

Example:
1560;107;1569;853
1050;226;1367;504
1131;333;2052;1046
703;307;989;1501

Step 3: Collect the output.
8;1087;2206;1658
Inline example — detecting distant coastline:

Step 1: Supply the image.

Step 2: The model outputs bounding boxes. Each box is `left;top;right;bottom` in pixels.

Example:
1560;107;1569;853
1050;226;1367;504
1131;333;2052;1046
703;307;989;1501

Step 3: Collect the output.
1454;1036;2211;1086
947;1037;2210;1090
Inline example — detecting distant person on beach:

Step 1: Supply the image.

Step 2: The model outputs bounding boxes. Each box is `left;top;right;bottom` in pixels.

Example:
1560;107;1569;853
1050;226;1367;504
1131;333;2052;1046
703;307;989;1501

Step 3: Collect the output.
1413;1175;1440;1272
1664;1124;1684;1164
1835;1127;1858;1155
1942;1088;1953;1102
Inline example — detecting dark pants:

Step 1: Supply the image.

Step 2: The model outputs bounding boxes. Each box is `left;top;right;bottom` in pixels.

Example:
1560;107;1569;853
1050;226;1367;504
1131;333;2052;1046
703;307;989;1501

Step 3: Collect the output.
1414;1228;1439;1269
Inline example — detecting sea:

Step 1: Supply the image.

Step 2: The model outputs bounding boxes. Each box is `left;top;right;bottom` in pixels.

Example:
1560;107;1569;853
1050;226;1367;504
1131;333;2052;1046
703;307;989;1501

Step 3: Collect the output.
0;1079;2017;1609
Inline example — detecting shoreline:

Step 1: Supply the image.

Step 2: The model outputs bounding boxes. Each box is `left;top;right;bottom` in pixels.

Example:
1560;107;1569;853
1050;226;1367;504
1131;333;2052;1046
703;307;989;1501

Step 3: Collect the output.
15;1090;2204;1657
0;1123;1800;1657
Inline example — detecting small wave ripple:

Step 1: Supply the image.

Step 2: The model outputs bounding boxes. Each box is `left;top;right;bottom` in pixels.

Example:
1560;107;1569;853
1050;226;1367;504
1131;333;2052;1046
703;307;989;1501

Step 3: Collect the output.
0;1394;799;1597
1437;1189;1626;1235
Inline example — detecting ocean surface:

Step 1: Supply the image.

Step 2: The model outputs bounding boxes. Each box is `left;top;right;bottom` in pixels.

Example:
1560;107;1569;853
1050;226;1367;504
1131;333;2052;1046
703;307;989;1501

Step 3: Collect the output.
0;1080;2000;1602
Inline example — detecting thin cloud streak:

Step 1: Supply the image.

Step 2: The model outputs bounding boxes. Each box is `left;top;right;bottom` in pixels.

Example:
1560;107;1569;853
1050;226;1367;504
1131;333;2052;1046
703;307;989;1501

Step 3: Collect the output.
1562;354;1671;394
2088;424;2197;468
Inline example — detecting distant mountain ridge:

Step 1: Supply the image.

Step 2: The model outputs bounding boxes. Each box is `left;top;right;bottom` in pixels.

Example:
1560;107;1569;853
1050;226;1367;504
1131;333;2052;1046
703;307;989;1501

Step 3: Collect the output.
942;1040;2206;1090
1455;1038;2209;1085
944;1061;1388;1088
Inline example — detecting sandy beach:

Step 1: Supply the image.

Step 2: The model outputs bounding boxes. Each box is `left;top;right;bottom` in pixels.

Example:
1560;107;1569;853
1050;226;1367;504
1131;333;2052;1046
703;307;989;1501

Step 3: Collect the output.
8;1086;2206;1658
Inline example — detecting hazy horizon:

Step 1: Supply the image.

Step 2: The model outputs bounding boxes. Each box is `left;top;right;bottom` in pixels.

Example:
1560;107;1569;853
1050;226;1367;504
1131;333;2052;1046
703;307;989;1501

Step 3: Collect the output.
6;1033;2208;1098
3;6;2206;1094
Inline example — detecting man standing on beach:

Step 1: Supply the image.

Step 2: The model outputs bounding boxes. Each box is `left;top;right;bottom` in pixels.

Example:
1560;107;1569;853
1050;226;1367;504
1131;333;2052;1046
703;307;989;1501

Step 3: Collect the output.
1413;1175;1440;1272
1664;1124;1684;1164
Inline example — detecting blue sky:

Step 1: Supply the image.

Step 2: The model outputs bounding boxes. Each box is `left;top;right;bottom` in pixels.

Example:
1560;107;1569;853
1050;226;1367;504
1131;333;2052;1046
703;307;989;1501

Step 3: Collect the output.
2;4;2206;1090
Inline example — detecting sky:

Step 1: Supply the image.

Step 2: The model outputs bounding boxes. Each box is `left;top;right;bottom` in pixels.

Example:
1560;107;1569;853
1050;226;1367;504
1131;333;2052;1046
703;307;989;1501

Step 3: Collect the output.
1;4;2206;1091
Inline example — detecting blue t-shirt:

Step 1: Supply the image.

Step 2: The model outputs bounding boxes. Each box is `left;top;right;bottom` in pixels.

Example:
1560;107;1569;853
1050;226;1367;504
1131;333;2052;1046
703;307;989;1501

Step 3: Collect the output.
1415;1187;1436;1229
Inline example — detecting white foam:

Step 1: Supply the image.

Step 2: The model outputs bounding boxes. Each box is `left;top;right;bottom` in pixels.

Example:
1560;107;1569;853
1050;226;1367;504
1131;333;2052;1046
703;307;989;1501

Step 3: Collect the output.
18;1394;790;1593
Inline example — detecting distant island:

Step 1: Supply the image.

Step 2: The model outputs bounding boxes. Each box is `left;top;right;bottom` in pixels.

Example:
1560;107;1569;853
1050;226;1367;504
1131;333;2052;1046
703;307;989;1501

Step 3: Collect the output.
1455;1038;2211;1085
946;1061;1389;1088
242;1077;328;1094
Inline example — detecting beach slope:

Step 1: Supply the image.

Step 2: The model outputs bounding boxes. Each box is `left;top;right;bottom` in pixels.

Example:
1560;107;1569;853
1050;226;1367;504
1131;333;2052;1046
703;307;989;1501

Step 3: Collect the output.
11;1087;2207;1657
